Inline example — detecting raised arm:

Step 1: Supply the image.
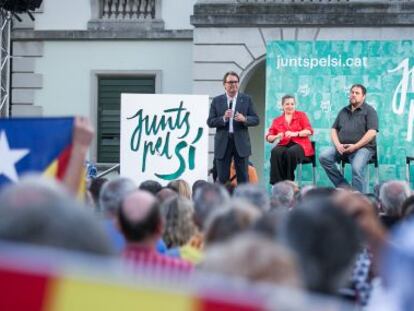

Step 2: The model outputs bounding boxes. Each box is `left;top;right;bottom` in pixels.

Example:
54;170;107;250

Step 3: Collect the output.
63;116;94;196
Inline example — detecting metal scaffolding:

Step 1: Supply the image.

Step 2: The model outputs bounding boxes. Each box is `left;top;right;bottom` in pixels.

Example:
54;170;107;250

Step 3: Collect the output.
0;9;11;117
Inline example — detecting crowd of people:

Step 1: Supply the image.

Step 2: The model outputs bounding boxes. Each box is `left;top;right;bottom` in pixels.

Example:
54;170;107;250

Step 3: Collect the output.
1;170;414;309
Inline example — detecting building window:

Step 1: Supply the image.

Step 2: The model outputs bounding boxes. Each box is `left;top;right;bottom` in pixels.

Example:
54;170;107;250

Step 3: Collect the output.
97;76;155;163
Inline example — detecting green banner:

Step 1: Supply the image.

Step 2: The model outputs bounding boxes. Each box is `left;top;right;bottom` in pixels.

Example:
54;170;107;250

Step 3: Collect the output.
265;40;414;188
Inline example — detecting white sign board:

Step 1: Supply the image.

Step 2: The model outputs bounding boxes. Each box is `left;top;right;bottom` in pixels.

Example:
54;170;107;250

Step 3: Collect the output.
120;94;210;186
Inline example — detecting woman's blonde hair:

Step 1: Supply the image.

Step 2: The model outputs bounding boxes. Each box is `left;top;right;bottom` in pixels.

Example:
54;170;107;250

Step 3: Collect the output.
167;179;192;199
161;196;197;248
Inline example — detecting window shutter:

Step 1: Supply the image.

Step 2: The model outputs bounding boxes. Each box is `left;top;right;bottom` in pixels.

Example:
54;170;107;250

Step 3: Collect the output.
97;76;155;163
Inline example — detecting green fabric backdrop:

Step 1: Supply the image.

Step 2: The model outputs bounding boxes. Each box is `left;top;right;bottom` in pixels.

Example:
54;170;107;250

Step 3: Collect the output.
265;40;414;188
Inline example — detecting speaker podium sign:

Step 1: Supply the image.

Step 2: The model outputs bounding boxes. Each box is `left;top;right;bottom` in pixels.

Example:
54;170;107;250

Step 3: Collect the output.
121;94;209;185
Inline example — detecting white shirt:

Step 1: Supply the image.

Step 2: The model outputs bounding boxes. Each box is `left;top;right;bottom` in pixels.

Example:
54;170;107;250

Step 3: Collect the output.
226;93;237;133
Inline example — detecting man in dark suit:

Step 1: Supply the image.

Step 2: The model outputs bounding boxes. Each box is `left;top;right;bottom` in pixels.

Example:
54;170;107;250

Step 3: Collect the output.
207;71;259;184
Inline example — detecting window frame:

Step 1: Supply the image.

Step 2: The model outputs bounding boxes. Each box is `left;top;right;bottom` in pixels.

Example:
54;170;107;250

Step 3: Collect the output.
90;70;162;166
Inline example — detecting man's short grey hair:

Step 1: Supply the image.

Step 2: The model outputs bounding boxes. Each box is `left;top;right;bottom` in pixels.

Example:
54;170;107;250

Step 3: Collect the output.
379;180;412;217
193;183;230;230
99;178;136;215
233;184;270;213
0;176;113;255
0;175;71;209
204;199;261;245
271;181;296;209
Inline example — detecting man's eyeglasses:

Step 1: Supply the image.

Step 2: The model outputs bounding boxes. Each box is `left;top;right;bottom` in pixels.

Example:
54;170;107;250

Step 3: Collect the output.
225;81;239;84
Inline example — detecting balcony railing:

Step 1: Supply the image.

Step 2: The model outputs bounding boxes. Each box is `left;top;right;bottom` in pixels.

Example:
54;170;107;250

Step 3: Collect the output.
101;0;155;20
89;0;163;31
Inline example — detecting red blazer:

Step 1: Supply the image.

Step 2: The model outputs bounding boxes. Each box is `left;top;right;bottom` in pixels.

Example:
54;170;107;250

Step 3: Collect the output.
266;110;314;157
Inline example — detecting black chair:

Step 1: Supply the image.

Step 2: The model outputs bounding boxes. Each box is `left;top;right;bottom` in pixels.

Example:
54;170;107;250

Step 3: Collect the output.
406;156;414;184
340;146;379;192
297;141;316;186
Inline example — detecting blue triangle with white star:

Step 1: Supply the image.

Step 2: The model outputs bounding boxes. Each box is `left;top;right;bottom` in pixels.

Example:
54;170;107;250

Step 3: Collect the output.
0;117;74;186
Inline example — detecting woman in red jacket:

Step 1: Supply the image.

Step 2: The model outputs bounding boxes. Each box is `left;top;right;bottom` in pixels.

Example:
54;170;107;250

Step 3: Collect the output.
266;95;314;185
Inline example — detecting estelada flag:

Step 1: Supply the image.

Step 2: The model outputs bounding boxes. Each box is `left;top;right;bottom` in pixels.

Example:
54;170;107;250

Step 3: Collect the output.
0;117;75;188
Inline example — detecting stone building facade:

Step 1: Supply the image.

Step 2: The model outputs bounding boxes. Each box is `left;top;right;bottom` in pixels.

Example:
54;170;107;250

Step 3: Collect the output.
6;0;414;182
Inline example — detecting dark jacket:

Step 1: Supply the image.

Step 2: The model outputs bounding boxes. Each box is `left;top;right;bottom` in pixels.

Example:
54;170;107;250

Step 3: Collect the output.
207;93;259;159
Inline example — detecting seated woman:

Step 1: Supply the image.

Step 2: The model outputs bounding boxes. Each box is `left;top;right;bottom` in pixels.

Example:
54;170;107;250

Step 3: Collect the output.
266;95;314;185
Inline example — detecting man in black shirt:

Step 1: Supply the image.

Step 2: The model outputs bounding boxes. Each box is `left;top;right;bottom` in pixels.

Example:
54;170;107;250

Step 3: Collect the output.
319;84;378;193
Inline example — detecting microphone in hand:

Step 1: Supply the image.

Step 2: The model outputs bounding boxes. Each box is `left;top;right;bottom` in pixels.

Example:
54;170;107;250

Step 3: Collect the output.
224;101;233;120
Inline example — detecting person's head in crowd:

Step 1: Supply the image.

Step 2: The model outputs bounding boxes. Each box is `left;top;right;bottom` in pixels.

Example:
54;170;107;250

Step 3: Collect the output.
295;184;315;203
201;233;301;288
204;199;261;245
335;190;387;249
282;197;361;295
118;190;161;245
161;196;197;248
364;193;381;215
193;183;230;230
0;175;71;208
233;184;270;213
271;181;296;210
284;180;299;194
402;195;414;219
88;177;108;207
99;178;136;217
295;183;313;197
380;217;414;311
300;187;337;201
365;191;383;220
379;180;411;218
139;180;163;196
167;179;192;199
155;187;178;204
192;179;209;200
373;181;385;199
251;209;287;240
224;182;236;196
0;177;113;255
119;190;193;272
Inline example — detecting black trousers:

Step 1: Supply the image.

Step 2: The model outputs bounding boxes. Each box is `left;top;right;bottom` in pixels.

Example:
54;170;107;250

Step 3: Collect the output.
216;135;248;184
270;142;305;185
